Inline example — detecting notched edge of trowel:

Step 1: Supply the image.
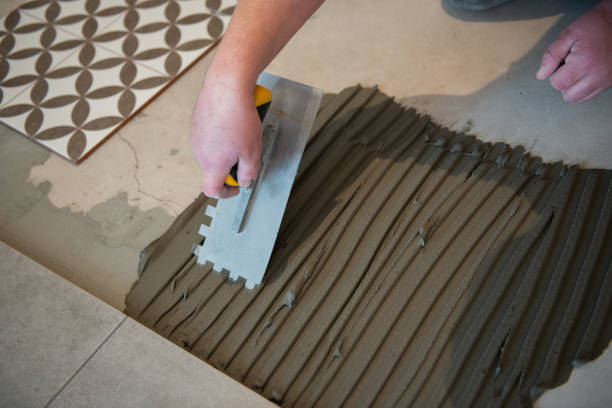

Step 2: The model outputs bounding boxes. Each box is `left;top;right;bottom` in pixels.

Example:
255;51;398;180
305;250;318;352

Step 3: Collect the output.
192;223;259;290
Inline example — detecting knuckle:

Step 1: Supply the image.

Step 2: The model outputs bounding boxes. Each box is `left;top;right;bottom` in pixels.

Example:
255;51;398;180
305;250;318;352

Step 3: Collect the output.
542;50;555;62
200;157;218;171
543;49;561;63
239;171;257;180
241;166;259;179
202;184;220;198
201;153;231;172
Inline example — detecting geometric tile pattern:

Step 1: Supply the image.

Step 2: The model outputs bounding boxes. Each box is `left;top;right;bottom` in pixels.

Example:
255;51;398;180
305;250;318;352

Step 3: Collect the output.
0;0;235;162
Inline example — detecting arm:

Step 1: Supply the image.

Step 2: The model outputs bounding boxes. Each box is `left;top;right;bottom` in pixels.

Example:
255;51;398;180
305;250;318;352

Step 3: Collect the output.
191;0;324;198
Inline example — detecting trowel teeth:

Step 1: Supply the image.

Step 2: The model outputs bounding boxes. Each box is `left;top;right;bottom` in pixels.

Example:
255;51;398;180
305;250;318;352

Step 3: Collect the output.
212;264;223;275
198;224;211;238
194;248;207;265
244;280;256;290
191;243;202;257
228;271;237;281
205;205;217;218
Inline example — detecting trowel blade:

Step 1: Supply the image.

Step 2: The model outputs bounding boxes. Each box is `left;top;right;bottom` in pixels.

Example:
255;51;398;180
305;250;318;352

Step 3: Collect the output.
193;72;323;289
230;123;278;233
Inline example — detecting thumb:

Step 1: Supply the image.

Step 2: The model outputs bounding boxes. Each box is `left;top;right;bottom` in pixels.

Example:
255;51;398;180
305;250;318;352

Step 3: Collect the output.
537;30;575;80
237;143;261;188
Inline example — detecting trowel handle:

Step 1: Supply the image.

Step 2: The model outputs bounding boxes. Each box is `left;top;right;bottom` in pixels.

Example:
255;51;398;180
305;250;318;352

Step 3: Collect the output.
224;85;272;188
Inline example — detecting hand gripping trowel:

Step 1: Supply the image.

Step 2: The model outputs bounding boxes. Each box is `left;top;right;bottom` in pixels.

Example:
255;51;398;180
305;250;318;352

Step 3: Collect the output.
193;72;323;289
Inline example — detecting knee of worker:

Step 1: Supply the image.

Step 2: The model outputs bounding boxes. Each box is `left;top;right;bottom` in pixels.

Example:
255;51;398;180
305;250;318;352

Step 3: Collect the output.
444;0;514;11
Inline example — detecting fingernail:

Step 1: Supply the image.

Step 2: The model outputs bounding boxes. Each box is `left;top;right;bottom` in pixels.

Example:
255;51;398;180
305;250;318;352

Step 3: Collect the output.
242;179;253;189
536;66;546;79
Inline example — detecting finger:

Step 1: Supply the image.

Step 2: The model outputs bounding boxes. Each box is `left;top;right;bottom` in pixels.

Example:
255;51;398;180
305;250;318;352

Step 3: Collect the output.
202;170;231;198
537;31;575;80
548;58;585;91
237;143;261;188
561;76;594;102
575;86;605;103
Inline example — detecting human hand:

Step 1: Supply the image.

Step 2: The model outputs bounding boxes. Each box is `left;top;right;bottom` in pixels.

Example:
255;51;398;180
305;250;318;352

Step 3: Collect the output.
536;0;612;102
191;79;262;199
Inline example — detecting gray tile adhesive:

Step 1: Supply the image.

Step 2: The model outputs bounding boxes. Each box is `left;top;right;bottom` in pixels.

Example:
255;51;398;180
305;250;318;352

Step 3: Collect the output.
126;85;612;407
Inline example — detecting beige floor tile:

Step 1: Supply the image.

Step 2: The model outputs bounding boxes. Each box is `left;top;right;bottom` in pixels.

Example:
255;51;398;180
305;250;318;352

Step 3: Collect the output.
0;242;125;408
48;318;274;408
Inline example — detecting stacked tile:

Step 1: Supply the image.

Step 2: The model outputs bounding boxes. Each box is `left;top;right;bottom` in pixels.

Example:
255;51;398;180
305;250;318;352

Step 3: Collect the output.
126;86;612;407
0;0;235;162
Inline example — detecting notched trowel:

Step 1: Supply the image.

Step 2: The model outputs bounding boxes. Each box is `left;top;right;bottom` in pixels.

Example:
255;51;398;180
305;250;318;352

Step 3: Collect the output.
193;72;323;289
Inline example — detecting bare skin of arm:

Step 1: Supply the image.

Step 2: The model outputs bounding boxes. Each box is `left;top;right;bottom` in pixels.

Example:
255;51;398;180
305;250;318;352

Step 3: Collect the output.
191;0;324;198
537;0;612;102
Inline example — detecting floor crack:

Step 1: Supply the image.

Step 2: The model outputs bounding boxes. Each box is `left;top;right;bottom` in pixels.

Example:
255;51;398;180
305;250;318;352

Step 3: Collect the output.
119;132;179;216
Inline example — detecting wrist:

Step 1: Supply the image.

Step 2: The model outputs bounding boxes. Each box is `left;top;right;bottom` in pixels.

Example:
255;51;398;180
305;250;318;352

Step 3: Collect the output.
204;56;258;97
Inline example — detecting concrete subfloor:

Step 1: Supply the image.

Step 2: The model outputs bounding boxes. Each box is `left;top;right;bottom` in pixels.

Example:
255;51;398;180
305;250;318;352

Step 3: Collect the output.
1;0;611;405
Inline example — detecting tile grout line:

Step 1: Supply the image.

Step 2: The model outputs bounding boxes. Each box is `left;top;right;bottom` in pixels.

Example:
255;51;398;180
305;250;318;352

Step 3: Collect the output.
43;316;128;408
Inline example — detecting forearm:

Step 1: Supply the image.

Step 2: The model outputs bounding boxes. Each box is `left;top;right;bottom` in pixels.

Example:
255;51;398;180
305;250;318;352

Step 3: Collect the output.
205;0;324;92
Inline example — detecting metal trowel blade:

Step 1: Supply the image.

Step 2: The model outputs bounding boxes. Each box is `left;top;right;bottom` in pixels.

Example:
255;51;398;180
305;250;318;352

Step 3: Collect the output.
193;72;323;289
230;123;278;233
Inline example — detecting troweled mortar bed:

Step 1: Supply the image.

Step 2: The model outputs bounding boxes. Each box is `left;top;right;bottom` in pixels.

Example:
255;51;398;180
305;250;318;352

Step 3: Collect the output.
125;85;612;407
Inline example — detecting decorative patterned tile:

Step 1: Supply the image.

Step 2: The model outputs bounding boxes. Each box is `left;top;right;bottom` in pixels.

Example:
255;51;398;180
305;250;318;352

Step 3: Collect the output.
0;44;168;161
0;1;21;22
93;0;234;76
0;0;236;163
0;8;83;106
18;0;127;38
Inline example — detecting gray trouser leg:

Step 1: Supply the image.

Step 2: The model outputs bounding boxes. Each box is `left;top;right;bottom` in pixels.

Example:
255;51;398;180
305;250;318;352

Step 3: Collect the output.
445;0;515;11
